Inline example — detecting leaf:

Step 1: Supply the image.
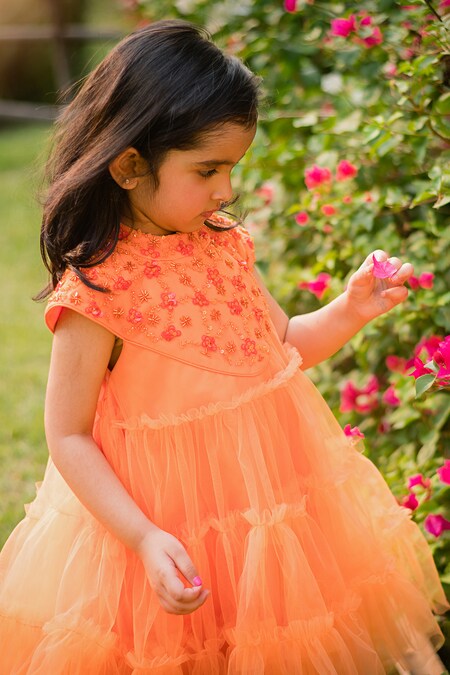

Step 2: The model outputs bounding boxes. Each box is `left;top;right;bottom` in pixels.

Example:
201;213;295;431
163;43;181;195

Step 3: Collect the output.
415;374;436;398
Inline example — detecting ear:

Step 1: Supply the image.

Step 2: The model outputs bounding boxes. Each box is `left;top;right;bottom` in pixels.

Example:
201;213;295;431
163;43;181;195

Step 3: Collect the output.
108;147;149;190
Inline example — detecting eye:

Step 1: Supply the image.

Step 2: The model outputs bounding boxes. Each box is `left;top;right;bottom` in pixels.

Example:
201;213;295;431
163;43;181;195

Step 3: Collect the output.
199;168;218;179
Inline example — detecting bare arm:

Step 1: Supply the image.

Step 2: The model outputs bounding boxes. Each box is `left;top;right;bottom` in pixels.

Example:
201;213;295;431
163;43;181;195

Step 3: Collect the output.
45;309;208;613
253;251;413;370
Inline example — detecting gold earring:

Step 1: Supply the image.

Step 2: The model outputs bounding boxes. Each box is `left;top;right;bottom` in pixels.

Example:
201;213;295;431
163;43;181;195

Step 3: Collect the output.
125;178;130;185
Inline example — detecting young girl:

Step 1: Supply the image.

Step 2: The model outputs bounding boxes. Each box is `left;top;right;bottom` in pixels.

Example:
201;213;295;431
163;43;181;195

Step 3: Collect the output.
0;19;447;675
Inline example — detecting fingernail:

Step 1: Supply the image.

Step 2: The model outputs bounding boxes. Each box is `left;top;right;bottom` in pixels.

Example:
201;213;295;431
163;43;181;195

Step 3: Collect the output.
193;576;202;586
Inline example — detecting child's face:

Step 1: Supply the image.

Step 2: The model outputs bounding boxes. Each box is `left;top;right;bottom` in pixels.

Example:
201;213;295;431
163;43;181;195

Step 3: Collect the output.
127;123;256;235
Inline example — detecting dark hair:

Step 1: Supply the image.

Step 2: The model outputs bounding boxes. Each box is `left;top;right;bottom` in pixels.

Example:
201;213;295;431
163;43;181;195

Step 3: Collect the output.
38;19;260;297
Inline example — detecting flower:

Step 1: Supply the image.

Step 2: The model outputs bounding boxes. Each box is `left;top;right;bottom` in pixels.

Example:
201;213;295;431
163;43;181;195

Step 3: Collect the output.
440;0;450;10
362;26;383;48
295;211;309;226
321;204;336;216
330;15;357;38
384;62;398;78
424;514;450;537
437;460;450;485
284;0;297;12
408;356;433;379
255;182;275;205
407;474;431;490
372;254;397;279
382;385;401;407
336;160;358;181
434;336;450;379
385;355;407;373
408;275;420;290
298;272;331;300
340;375;379;413
304;165;332;190
415;335;443;360
343;424;365;439
418;271;434;289
401;493;419;511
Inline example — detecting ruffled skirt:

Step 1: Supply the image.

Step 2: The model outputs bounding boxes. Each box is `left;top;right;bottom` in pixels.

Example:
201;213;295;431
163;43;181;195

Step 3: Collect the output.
0;346;447;674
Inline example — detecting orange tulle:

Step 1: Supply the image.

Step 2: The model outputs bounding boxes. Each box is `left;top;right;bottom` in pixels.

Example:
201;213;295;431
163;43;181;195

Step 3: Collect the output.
0;224;447;673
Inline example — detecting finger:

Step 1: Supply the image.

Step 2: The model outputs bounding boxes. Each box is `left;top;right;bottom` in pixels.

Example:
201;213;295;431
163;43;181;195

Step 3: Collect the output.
361;249;388;269
387;261;414;284
169;544;203;589
380;285;409;305
158;585;210;615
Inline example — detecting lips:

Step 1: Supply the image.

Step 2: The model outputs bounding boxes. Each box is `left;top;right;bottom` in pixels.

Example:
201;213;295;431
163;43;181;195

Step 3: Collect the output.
201;210;216;219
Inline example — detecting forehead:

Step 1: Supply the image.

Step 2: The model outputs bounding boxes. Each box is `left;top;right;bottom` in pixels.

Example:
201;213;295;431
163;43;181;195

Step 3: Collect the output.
169;124;256;164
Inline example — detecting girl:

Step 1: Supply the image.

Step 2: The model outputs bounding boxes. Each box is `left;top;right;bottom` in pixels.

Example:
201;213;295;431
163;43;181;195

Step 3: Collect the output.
0;19;447;675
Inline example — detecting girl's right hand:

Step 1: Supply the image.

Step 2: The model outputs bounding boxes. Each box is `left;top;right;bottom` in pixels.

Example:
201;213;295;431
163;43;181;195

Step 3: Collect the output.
137;528;210;615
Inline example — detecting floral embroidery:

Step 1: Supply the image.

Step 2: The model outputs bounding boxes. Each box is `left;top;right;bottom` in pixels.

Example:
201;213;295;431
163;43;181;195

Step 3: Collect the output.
232;275;246;291
127;308;144;325
253;307;264;322
144;261;161;278
201;335;217;352
161;325;181;341
180;315;192;328
240;297;249;308
227;299;242;315
176;241;194;256
138;290;150;303
179;273;192;286
211;309;221;321
226;341;237;353
114;276;132;291
147;312;160;326
241;338;257;356
85;301;102;317
160;292;177;309
141;246;160;258
192;291;209;307
207;268;223;286
113;307;124;318
70;291;82;305
124;261;137;272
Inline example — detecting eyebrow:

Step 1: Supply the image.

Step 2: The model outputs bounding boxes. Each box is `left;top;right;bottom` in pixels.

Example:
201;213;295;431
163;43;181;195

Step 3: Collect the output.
194;159;236;167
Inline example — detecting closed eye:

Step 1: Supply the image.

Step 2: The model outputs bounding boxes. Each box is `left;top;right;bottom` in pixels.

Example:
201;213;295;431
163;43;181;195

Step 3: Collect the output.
199;168;218;178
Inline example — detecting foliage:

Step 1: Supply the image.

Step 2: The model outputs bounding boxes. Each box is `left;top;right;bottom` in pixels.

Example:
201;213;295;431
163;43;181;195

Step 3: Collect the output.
127;0;450;649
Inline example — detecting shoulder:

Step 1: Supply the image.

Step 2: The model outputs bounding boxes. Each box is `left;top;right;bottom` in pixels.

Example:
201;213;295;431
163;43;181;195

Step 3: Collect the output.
208;215;256;267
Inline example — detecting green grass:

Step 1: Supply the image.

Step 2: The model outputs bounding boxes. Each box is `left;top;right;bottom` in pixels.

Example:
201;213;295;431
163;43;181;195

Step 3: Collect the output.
0;122;53;546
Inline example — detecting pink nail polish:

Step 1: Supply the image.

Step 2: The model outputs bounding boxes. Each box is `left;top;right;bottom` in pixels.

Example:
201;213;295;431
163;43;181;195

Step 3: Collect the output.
193;576;202;586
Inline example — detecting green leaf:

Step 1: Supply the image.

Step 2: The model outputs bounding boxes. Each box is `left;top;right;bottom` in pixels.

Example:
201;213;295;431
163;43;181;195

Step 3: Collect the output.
415;374;436;398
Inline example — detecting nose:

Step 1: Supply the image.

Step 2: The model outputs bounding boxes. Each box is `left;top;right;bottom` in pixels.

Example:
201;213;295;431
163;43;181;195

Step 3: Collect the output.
211;175;233;204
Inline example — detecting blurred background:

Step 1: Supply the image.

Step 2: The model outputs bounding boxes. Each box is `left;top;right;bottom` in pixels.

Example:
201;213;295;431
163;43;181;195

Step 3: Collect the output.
0;0;449;660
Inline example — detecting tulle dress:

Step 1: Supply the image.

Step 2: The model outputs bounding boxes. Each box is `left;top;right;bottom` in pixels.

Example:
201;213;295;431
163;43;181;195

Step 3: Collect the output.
0;219;447;674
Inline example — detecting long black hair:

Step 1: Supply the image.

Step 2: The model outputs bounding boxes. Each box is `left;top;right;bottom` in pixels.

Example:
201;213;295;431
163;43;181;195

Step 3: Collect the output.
38;19;260;297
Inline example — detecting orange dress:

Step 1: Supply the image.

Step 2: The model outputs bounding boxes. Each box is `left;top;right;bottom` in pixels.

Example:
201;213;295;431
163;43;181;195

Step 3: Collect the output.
0;221;447;674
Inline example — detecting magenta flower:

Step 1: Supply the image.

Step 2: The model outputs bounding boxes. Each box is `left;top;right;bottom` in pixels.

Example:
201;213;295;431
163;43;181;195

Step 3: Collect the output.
408;275;420;290
340;375;379;413
304;165;332;190
408;356;433;379
336;160;358;181
343;424;365;439
424;514;450;537
298;272;331;300
439;0;450;9
255;182;274;205
437;460;450;485
295;211;309;226
385;355;407;373
362;26;383;47
415;335;443;360
407;473;431;491
418;272;434;289
372;254;397;279
284;0;297;12
382;385;401;407
331;15;357;37
434;336;450;379
321;204;336;216
400;493;419;511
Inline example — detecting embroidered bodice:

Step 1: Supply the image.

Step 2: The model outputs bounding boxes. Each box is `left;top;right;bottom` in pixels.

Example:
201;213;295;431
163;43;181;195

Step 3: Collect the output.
45;220;274;377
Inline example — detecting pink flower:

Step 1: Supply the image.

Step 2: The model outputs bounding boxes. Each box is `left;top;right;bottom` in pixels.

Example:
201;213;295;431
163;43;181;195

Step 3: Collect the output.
372;254;397;279
362;26;383;48
340;375;379;413
331;15;357;37
321;204;336;216
343;424;365;439
359;15;372;27
382;385;401;407
364;192;373;202
384;63;398;78
434;336;450;379
386;355;407;373
256;182;274;205
437;460;450;485
408;275;420;290
295;211;309;226
415;335;443;360
342;195;352;204
408;356;433;379
424;514;450;537
408;474;431;490
304;165;332;190
284;0;297;12
323;224;334;233
418;272;434;289
336;160;358;181
439;0;450;9
401;493;419;511
298;272;331;300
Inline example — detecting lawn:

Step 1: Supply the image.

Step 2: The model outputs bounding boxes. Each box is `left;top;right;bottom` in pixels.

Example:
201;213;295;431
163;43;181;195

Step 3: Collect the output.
0;122;53;546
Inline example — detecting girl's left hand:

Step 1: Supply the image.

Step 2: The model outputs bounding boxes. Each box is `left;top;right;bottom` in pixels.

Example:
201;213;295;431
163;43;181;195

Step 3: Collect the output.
346;250;414;322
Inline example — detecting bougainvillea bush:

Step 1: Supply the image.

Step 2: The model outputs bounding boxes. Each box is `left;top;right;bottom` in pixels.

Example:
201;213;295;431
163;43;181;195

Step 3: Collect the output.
126;0;450;650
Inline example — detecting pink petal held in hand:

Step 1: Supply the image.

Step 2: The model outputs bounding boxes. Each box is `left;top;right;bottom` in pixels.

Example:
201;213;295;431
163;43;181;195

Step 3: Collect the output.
372;254;397;279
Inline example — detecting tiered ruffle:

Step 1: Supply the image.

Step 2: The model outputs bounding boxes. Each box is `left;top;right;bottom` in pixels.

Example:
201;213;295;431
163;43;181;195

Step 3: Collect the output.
0;346;447;673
